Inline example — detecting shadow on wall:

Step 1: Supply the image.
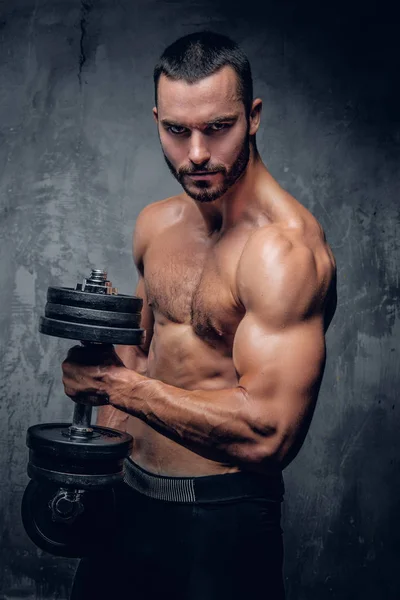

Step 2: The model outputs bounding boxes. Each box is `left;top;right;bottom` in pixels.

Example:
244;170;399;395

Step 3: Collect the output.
284;399;400;600
217;0;400;149
0;0;399;598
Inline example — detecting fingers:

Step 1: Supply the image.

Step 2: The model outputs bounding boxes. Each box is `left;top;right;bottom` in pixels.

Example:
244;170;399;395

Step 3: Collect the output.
63;386;77;398
65;345;105;365
74;392;110;406
65;344;123;367
64;384;110;406
61;344;123;405
62;347;114;404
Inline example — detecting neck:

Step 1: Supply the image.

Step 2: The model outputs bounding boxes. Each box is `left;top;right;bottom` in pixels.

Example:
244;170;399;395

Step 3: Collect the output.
193;146;266;236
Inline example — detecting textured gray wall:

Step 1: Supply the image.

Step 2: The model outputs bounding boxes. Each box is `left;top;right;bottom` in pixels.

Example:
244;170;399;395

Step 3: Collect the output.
0;1;399;598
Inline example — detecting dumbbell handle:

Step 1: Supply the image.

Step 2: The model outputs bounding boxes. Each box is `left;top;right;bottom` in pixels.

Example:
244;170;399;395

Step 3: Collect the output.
68;341;110;438
70;403;93;437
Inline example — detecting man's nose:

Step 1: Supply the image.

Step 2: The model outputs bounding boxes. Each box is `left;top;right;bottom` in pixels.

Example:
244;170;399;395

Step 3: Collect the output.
188;131;211;166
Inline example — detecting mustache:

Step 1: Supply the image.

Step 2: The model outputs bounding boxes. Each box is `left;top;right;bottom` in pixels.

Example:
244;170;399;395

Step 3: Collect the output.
178;165;226;176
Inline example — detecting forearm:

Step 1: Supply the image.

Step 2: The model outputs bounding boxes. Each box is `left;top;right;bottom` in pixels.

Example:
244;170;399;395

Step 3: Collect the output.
96;404;130;430
105;369;279;468
96;345;148;431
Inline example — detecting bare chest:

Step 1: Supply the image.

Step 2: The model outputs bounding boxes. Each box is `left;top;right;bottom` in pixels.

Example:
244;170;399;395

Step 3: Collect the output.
144;227;248;347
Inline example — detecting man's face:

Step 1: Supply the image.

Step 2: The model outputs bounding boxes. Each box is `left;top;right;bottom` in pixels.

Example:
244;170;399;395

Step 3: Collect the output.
154;67;251;203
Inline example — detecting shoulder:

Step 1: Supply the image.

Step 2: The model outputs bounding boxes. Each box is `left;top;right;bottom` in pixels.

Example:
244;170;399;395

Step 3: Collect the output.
132;195;188;268
134;195;187;237
237;220;336;324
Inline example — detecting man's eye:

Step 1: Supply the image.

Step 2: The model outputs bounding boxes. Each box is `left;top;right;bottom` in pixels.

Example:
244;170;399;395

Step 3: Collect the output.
168;125;187;135
209;123;229;132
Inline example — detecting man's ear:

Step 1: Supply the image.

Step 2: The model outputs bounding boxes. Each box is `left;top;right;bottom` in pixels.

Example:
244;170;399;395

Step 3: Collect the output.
249;98;262;136
153;107;158;123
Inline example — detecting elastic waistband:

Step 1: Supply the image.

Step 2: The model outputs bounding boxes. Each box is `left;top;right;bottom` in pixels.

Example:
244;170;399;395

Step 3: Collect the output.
123;458;284;504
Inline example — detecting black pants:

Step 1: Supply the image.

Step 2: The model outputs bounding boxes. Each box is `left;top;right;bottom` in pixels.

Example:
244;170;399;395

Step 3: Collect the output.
71;460;285;600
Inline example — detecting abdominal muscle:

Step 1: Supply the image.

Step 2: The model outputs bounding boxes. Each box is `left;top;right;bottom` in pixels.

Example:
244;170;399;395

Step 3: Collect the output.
125;321;241;477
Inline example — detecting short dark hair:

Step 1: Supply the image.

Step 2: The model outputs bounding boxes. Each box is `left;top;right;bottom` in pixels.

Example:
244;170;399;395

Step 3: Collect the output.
153;31;253;114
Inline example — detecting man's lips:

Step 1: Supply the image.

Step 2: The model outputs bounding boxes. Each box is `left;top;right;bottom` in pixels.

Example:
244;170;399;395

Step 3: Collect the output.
186;172;220;178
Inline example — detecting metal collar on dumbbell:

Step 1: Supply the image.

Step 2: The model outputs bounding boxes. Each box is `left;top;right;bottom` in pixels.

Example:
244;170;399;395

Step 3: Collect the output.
77;269;118;295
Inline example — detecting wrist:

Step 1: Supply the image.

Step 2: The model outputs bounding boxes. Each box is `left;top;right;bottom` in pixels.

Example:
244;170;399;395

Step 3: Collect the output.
103;365;146;415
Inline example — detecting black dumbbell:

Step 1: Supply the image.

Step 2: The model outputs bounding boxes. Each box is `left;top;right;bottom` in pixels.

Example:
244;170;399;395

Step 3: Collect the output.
21;269;144;557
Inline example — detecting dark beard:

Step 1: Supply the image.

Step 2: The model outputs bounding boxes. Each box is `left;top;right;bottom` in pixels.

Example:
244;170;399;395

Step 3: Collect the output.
162;135;251;203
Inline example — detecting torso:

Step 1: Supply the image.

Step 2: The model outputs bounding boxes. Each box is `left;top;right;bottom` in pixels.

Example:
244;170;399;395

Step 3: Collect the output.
126;175;336;476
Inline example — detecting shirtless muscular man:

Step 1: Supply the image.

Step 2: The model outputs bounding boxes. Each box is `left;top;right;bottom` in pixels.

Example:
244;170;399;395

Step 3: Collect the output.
65;31;337;600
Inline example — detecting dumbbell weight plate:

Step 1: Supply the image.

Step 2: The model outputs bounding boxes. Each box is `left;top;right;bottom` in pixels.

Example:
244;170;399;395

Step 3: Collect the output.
47;286;143;313
45;302;141;328
21;480;117;557
40;285;145;344
45;302;141;329
39;316;145;344
27;423;133;489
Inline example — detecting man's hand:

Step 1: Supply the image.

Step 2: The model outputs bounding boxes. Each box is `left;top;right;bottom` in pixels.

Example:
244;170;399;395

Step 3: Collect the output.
62;344;127;405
